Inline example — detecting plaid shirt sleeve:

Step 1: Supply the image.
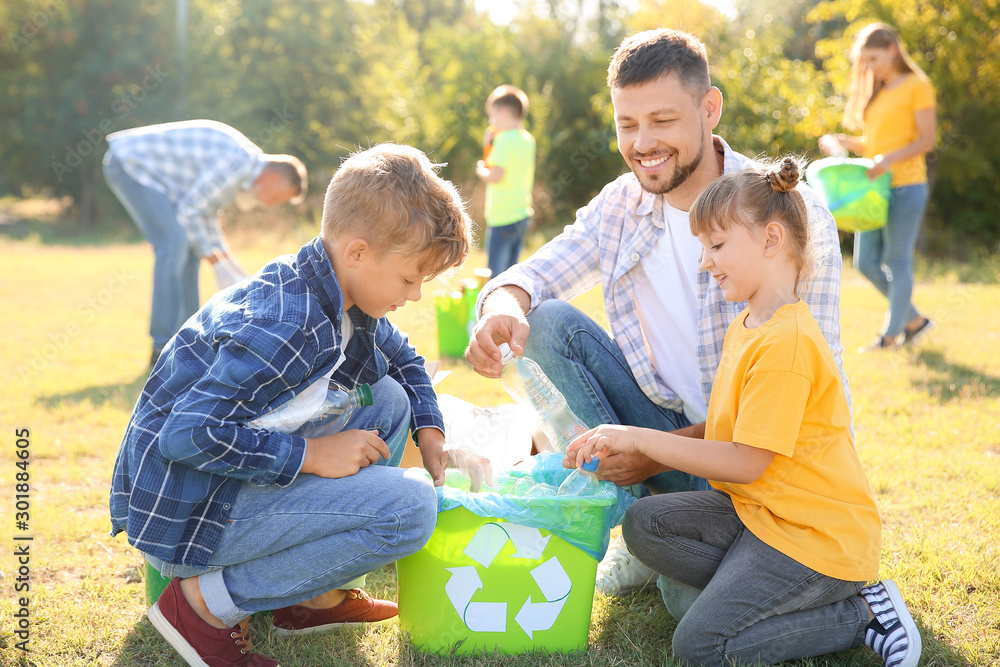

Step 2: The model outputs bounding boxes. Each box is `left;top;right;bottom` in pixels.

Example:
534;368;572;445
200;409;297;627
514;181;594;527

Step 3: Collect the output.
477;189;607;315
158;318;318;486
175;149;260;257
375;319;445;437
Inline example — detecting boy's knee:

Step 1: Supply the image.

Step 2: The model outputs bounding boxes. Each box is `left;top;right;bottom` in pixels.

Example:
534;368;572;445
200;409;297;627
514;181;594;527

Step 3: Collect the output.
395;469;438;545
372;376;410;421
671;616;719;665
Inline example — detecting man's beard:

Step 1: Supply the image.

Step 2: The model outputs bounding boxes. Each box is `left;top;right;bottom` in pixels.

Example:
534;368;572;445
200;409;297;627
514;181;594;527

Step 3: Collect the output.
633;140;705;195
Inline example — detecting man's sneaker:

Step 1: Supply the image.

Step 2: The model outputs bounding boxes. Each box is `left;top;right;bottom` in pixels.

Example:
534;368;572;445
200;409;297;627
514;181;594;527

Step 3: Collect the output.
861;580;921;667
902;318;934;346
272;589;398;636
147;577;279;667
595;535;657;596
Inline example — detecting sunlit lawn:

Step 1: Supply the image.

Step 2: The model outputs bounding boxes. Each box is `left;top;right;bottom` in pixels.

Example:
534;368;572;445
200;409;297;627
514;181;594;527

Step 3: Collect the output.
0;214;997;666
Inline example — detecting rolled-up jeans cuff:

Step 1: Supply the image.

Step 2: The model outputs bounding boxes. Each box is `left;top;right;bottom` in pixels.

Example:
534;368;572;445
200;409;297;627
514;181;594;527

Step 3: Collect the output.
199;568;252;627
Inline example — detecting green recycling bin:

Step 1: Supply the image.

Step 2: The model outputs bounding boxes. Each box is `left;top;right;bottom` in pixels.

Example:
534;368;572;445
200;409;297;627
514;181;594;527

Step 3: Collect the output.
398;454;635;654
805;157;891;233
398;506;599;654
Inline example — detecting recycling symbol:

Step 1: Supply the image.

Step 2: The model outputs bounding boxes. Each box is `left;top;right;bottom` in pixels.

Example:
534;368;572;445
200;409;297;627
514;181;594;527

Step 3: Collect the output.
444;522;571;638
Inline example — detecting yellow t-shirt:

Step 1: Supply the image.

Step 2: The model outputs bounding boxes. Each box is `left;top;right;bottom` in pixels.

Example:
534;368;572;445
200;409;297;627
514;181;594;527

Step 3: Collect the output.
863;75;936;187
707;301;881;581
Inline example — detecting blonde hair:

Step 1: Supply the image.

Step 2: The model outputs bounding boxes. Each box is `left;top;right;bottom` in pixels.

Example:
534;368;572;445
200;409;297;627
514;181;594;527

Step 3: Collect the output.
843;22;929;131
690;157;812;292
320;143;472;277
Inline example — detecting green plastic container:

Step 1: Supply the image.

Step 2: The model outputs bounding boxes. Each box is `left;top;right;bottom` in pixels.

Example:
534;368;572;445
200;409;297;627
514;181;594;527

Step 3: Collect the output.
145;559;171;607
435;290;470;358
805;157;892;233
434;281;482;359
398;506;598;654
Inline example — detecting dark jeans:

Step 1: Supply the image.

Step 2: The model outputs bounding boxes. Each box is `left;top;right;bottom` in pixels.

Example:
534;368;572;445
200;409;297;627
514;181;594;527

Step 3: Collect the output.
486;217;529;277
623;490;869;666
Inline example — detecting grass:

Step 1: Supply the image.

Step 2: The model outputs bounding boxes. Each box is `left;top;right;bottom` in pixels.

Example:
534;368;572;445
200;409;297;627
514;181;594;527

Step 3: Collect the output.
0;209;998;666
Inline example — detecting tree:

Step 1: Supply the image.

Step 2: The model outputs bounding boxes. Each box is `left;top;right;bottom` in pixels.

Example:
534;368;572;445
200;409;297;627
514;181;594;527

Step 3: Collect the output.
0;0;176;228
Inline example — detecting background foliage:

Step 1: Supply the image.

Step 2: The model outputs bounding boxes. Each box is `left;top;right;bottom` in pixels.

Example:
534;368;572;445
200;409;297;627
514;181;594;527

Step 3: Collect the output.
1;0;997;253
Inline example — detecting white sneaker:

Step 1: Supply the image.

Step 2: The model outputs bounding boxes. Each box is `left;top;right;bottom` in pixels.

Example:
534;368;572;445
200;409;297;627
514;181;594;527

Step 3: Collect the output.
595;535;656;595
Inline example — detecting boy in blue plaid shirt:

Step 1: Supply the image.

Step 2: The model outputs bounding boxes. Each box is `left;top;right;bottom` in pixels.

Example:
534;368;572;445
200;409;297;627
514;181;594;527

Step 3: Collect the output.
110;143;472;666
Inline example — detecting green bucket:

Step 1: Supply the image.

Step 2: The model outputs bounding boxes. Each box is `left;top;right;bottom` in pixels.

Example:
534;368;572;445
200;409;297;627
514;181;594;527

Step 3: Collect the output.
398;506;598;654
805;157;891;233
435;290;471;358
434;280;482;359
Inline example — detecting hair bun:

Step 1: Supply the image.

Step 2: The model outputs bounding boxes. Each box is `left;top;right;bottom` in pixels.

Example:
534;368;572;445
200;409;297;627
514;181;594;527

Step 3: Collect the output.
765;157;800;193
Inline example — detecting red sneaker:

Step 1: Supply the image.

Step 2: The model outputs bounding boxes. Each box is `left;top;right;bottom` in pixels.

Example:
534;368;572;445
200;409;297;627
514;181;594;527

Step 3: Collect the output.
272;589;398;636
147;578;279;667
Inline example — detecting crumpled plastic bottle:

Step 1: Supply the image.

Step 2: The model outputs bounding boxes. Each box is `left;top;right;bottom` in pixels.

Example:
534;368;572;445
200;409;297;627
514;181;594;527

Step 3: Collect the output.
498;343;589;453
557;457;602;496
248;381;373;439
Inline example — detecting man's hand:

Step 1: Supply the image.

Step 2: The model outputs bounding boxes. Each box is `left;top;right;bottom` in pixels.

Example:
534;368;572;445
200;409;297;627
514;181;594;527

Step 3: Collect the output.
301;429;390;478
211;253;248;289
465;286;531;378
593;449;669;486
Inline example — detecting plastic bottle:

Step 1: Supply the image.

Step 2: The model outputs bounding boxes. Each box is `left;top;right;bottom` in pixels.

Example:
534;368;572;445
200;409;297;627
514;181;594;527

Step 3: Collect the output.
557;457;602;496
819;134;849;158
498;342;589;453
249;381;373;438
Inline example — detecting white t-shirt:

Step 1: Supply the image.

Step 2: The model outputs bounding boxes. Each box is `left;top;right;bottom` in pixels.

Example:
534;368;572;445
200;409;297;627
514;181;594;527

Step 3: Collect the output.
631;200;707;423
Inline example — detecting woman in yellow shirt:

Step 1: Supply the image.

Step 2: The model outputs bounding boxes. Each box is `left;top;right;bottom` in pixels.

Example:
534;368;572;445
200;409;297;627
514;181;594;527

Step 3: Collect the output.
821;23;936;351
567;158;919;667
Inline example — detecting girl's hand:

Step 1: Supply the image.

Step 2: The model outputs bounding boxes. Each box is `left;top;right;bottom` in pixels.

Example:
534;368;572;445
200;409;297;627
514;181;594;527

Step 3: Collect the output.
867;154;890;180
302;429;390;478
566;425;641;468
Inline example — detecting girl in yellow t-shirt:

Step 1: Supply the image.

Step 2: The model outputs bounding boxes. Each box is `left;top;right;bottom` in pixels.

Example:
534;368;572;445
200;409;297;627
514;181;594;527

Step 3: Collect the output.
820;23;936;351
566;158;920;667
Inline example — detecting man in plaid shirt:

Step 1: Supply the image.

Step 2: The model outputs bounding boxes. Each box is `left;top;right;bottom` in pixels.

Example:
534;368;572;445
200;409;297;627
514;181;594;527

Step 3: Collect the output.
103;119;307;364
466;30;849;605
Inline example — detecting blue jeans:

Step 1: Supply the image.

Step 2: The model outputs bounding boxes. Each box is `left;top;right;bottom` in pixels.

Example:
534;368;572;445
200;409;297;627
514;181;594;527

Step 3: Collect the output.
103;151;202;351
854;183;928;337
523;300;707;496
144;376;438;626
486;217;529;277
623;490;868;665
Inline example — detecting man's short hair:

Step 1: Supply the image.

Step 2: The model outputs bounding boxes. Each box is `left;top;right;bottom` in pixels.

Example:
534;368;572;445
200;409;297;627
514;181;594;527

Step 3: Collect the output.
263;154;308;204
607;29;711;98
486;84;530;119
321;143;472;278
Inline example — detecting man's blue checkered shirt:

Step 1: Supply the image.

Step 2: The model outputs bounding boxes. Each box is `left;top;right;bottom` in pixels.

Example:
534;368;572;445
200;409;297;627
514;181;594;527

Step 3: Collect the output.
106;120;266;257
109;237;443;567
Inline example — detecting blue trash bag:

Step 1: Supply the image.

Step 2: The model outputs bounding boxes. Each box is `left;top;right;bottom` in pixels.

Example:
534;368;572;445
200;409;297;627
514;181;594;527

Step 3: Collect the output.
436;452;635;561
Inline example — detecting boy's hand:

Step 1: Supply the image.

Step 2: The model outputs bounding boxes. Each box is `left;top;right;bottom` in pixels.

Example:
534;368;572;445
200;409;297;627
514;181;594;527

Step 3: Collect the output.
416;427;448;486
301;429;390;478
